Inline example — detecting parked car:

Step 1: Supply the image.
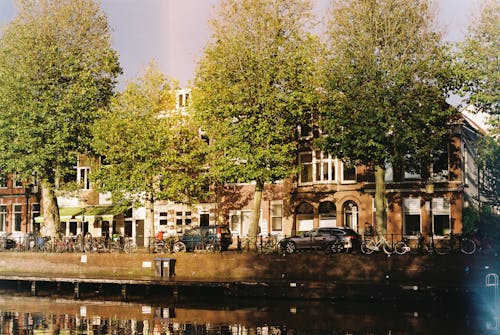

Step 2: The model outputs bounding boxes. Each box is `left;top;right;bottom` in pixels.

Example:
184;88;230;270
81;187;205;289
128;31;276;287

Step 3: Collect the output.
174;225;233;252
278;227;361;254
0;233;17;250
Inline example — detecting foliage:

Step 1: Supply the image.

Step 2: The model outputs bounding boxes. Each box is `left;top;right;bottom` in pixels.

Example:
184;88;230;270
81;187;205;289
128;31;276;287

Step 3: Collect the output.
476;135;500;207
0;0;121;235
193;0;321;237
456;0;499;119
318;0;460;233
91;63;207;208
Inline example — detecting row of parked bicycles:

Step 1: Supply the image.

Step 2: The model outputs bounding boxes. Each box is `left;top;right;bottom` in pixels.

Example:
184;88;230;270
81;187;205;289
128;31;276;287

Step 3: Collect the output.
0;233;138;253
360;231;497;256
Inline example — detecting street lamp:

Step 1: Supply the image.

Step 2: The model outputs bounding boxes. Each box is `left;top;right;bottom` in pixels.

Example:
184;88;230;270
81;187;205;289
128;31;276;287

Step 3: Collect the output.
426;179;434;247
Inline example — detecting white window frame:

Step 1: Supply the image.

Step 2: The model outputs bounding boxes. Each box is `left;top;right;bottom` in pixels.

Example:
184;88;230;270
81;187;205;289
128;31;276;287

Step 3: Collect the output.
403;198;421;237
341;161;356;183
77;167;91;190
13;173;23;188
13;204;22;232
270;201;283;233
430;197;451;237
0;205;6;232
315;151;337;183
298;152;313;185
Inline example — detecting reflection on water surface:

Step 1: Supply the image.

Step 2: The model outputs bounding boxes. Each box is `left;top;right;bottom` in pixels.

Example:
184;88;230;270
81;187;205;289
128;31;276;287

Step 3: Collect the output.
0;290;496;335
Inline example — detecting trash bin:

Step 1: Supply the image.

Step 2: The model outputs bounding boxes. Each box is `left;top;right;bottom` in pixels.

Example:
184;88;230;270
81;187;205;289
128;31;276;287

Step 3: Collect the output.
154;258;176;278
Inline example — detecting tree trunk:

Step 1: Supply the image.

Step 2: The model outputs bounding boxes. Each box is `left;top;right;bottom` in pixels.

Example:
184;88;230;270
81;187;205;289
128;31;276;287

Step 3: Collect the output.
247;180;263;251
40;180;60;237
374;165;387;236
145;197;155;249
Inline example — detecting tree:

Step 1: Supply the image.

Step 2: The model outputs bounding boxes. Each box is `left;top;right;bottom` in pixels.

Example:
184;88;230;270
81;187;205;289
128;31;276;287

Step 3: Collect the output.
457;0;499;125
476;135;500;208
91;63;207;247
192;0;320;245
0;0;121;236
318;0;459;235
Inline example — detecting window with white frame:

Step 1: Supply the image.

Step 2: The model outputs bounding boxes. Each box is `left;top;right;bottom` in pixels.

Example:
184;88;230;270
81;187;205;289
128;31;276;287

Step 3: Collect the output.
431;197;451;236
270;202;283;232
297;111;313;139
31;203;40;232
13;173;23;188
78;167;90;190
403;198;421;236
315;151;336;183
0;205;6;231
13;204;22;231
432;145;449;182
299;151;338;185
299;152;313;184
175;211;191;226
0;173;7;188
159;212;168;226
229;210;253;236
341;161;356;183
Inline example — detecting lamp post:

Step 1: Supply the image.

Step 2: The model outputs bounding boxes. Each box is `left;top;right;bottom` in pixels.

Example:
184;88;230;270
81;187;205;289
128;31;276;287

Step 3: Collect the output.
426;179;434;248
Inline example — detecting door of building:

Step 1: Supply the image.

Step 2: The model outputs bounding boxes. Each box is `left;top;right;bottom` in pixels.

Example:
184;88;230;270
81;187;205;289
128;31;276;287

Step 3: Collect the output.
135;219;144;247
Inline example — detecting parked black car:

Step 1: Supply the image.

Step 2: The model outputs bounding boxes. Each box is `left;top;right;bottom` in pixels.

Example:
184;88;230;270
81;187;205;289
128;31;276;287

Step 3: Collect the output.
278;227;361;254
174;225;233;252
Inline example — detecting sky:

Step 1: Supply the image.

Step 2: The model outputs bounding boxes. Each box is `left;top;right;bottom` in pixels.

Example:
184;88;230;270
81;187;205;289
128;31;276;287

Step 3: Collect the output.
0;0;484;89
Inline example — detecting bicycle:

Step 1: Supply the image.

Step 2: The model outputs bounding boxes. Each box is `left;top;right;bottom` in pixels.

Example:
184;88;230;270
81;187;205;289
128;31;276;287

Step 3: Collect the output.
360;235;394;255
460;230;496;255
258;235;280;254
123;237;137;253
415;232;451;255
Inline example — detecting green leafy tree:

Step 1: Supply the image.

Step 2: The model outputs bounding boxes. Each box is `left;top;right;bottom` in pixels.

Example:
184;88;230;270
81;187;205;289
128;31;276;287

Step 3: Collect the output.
0;0;121;236
476;135;500;208
92;63;207;246
193;0;320;245
318;0;459;235
457;0;499;124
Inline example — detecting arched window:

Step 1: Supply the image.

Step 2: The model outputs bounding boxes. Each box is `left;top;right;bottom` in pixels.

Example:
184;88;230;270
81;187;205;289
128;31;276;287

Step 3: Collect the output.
296;202;314;232
343;201;358;231
319;201;336;227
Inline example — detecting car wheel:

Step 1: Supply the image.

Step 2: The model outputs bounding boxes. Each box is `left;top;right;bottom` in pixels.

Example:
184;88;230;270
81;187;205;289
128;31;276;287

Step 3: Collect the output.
328;242;343;254
284;241;296;254
173;241;186;253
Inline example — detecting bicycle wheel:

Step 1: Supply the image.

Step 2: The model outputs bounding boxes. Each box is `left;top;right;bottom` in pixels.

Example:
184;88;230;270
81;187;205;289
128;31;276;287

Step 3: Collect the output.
394;241;409;255
361;241;374;254
173;241;186;253
382;242;394;255
460;238;476;255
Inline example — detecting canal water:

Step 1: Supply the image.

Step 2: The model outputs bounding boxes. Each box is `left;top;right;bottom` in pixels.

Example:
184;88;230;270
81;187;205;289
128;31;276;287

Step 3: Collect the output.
0;288;498;335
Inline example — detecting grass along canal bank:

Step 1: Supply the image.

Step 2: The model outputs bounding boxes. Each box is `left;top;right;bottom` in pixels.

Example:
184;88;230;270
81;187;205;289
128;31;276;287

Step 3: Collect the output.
0;251;497;301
